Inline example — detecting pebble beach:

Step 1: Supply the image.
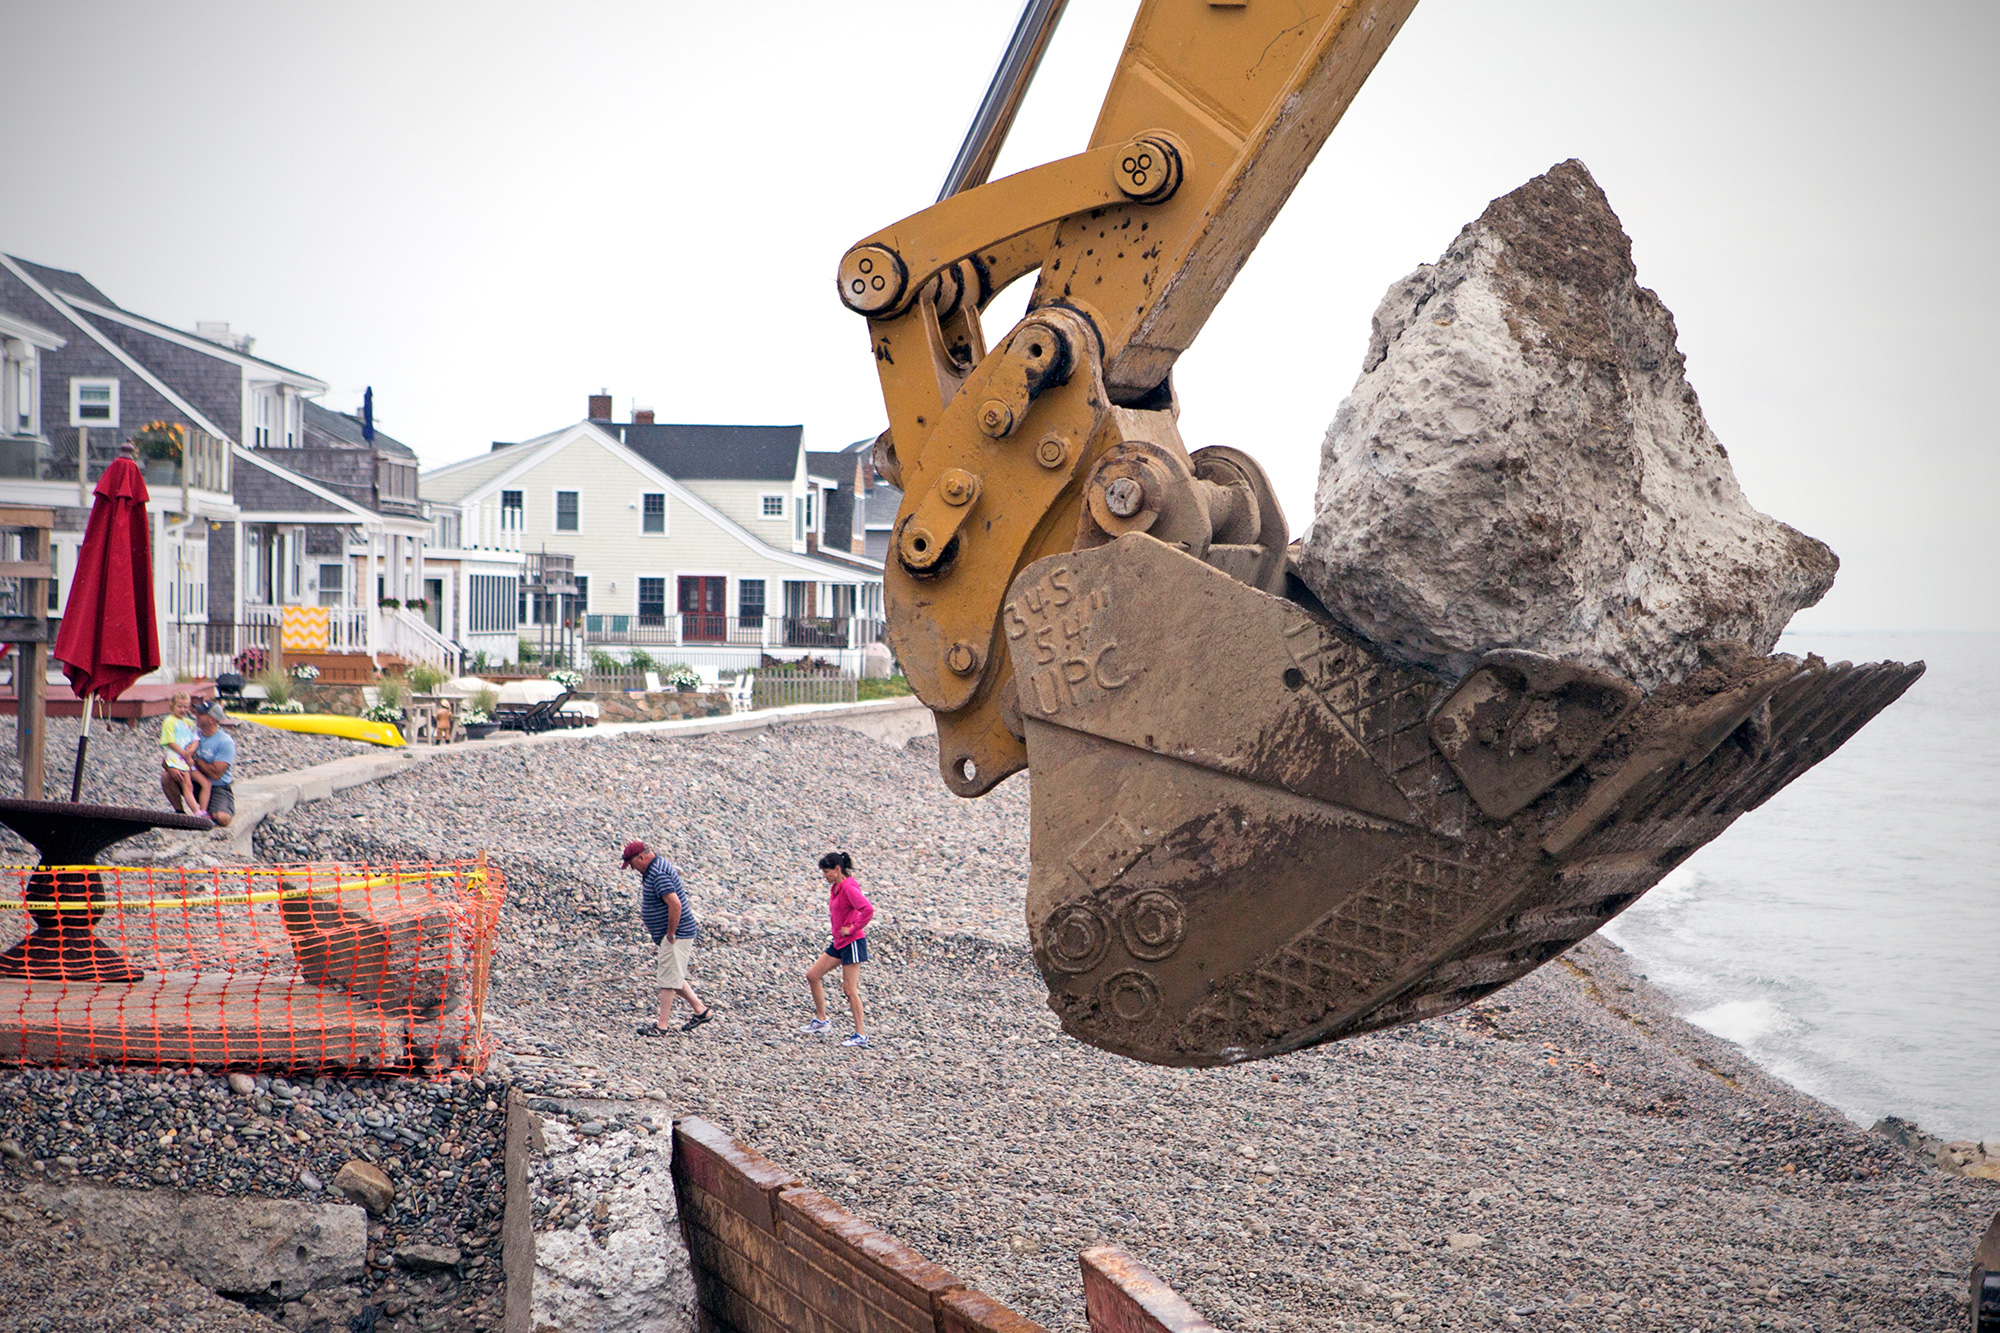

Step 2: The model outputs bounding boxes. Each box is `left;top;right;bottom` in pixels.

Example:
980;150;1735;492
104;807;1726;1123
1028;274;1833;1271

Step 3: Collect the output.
0;718;1991;1330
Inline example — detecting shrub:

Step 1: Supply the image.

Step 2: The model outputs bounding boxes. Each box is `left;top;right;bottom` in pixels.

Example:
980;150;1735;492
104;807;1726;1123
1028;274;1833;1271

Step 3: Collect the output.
518;638;539;664
589;649;622;674
625;648;655;673
254;667;293;709
406;662;448;694
471;686;499;718
376;676;409;710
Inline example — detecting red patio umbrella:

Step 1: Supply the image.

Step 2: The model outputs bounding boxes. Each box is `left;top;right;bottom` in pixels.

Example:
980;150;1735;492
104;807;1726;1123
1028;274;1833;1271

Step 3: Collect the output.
51;450;157;801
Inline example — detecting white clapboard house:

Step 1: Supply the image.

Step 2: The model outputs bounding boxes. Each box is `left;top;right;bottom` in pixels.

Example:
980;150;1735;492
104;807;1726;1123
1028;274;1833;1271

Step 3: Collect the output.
420;394;885;671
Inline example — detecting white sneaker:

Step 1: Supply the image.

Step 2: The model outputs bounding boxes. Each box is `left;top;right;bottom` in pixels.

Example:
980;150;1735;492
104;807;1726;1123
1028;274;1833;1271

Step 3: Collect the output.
801;1018;831;1034
842;1033;870;1047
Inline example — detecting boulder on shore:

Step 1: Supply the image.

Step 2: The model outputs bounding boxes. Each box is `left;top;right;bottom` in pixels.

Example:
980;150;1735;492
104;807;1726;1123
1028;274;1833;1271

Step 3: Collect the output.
1296;160;1837;690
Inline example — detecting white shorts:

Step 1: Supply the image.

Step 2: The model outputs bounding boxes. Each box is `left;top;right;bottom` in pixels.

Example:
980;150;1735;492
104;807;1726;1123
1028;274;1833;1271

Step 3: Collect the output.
654;936;694;989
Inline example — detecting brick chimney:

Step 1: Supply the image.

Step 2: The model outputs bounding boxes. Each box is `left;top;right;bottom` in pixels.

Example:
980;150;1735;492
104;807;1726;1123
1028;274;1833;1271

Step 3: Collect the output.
633;407;656;425
587;389;613;421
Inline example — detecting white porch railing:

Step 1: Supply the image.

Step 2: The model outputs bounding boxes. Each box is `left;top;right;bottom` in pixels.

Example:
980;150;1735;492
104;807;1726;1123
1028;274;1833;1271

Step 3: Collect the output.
378;607;458;675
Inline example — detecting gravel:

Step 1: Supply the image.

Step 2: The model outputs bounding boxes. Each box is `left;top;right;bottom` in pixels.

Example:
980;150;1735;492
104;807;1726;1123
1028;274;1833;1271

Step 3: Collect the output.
250;723;1994;1332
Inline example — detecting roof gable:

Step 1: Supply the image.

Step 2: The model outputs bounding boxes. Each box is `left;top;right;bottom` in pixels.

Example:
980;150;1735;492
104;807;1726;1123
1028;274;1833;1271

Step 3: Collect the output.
435;425;879;579
5;256;115;307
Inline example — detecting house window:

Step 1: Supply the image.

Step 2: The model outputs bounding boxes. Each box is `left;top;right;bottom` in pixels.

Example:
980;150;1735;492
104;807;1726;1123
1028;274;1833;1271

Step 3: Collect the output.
500;490;522;533
806;490;817;531
14;358;32;434
69;378;118;428
254;393;271;448
641;493;665;534
739;579;765;624
637;576;666;624
467;574;519;633
555;490;579;532
317;562;344;608
435;512;459;549
573;575;588;614
760;494;784;518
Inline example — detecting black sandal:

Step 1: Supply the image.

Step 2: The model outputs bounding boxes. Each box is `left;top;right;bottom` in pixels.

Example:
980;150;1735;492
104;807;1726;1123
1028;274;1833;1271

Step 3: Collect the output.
681;1010;712;1032
635;1023;671;1038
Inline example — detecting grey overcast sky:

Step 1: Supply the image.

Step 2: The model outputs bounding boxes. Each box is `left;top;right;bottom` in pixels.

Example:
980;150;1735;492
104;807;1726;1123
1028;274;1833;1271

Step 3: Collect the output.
3;0;1993;631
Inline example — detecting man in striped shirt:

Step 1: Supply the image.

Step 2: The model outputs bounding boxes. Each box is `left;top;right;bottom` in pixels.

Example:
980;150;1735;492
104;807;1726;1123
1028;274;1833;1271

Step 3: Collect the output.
623;839;712;1036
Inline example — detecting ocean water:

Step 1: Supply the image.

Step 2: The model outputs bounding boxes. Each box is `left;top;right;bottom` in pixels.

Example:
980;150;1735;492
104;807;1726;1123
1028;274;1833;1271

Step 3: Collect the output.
1602;632;1999;1141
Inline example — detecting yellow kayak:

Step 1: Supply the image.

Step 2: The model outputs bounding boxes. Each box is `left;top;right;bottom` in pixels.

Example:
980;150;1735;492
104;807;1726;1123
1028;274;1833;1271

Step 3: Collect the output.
227;712;406;748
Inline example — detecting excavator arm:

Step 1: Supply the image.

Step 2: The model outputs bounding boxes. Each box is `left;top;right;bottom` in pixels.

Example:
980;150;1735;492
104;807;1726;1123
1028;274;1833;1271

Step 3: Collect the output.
838;1;1921;1067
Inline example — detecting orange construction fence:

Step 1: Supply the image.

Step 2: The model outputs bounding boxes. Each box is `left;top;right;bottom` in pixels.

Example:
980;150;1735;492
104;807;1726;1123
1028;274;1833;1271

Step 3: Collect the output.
0;858;504;1075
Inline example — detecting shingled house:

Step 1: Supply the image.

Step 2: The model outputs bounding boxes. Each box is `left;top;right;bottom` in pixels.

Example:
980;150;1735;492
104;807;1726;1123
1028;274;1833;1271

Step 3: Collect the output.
0;252;446;677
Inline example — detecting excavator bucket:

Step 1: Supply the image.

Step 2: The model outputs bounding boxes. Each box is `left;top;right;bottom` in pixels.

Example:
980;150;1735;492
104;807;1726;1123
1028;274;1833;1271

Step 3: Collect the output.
1005;536;1922;1066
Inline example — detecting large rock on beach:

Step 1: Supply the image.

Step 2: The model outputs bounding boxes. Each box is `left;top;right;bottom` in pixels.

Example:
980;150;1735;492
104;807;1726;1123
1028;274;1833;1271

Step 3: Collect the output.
1297;159;1837;689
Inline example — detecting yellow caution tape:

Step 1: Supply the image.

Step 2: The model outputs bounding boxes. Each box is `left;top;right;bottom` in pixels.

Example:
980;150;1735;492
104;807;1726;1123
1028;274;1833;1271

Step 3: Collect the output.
0;866;490;913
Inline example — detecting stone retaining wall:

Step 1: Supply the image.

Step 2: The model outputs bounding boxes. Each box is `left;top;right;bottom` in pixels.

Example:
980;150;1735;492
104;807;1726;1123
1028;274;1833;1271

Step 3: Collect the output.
594;691;731;724
669;1117;1214;1333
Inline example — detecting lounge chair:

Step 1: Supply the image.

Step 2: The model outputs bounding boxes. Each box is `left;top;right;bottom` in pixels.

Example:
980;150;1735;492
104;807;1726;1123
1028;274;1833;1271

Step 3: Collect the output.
492;689;574;734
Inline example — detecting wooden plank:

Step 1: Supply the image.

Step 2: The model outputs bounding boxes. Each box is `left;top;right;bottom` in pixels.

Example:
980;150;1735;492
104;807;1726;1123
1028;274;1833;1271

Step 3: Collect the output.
0;619;50;644
0;508;56;528
17;641;47;799
0;971;408;1070
0;561;55;579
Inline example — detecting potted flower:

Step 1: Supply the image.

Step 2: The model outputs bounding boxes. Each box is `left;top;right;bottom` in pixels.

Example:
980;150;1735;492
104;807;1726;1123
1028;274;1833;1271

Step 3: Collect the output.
289;663;320;682
233;645;270;676
548;668;584;693
463;686;499;739
131;421;185;485
665;666;703;693
378;596;402;610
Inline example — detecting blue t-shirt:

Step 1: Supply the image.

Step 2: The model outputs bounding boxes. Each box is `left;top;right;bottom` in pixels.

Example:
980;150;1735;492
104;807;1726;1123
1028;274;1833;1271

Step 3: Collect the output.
193;728;237;786
638;857;697;943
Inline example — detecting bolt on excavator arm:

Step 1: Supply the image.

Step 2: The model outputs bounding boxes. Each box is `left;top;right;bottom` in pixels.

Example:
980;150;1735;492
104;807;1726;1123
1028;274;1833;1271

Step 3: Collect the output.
837;1;1922;1067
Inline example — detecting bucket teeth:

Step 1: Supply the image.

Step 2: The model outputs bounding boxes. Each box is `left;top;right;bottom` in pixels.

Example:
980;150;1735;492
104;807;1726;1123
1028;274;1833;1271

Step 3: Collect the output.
1005;535;1923;1067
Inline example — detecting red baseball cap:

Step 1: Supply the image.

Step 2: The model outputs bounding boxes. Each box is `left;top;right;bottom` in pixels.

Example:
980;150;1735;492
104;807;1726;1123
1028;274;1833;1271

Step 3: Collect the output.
620;840;647;865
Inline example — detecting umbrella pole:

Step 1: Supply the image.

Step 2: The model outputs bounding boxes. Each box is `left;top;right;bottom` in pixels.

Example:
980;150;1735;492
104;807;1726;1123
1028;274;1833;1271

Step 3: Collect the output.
69;694;93;803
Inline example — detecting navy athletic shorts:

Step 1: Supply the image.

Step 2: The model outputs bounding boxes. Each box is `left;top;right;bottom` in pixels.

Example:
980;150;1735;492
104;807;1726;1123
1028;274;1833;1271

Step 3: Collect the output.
825;938;869;965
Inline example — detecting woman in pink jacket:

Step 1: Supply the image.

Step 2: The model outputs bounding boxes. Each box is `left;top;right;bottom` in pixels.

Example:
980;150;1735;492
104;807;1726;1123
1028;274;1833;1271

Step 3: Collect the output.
802;851;874;1046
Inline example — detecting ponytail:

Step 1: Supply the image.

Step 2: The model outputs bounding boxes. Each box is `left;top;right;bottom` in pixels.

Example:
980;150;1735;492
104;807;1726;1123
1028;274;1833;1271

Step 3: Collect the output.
818;851;854;874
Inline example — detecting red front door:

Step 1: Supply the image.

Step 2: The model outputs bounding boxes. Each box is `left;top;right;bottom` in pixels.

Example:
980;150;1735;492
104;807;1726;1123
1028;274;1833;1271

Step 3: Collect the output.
678;576;726;642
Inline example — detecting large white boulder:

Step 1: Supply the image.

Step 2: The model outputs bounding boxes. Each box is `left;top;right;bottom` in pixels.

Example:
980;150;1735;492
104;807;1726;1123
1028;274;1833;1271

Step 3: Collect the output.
1296;160;1837;690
